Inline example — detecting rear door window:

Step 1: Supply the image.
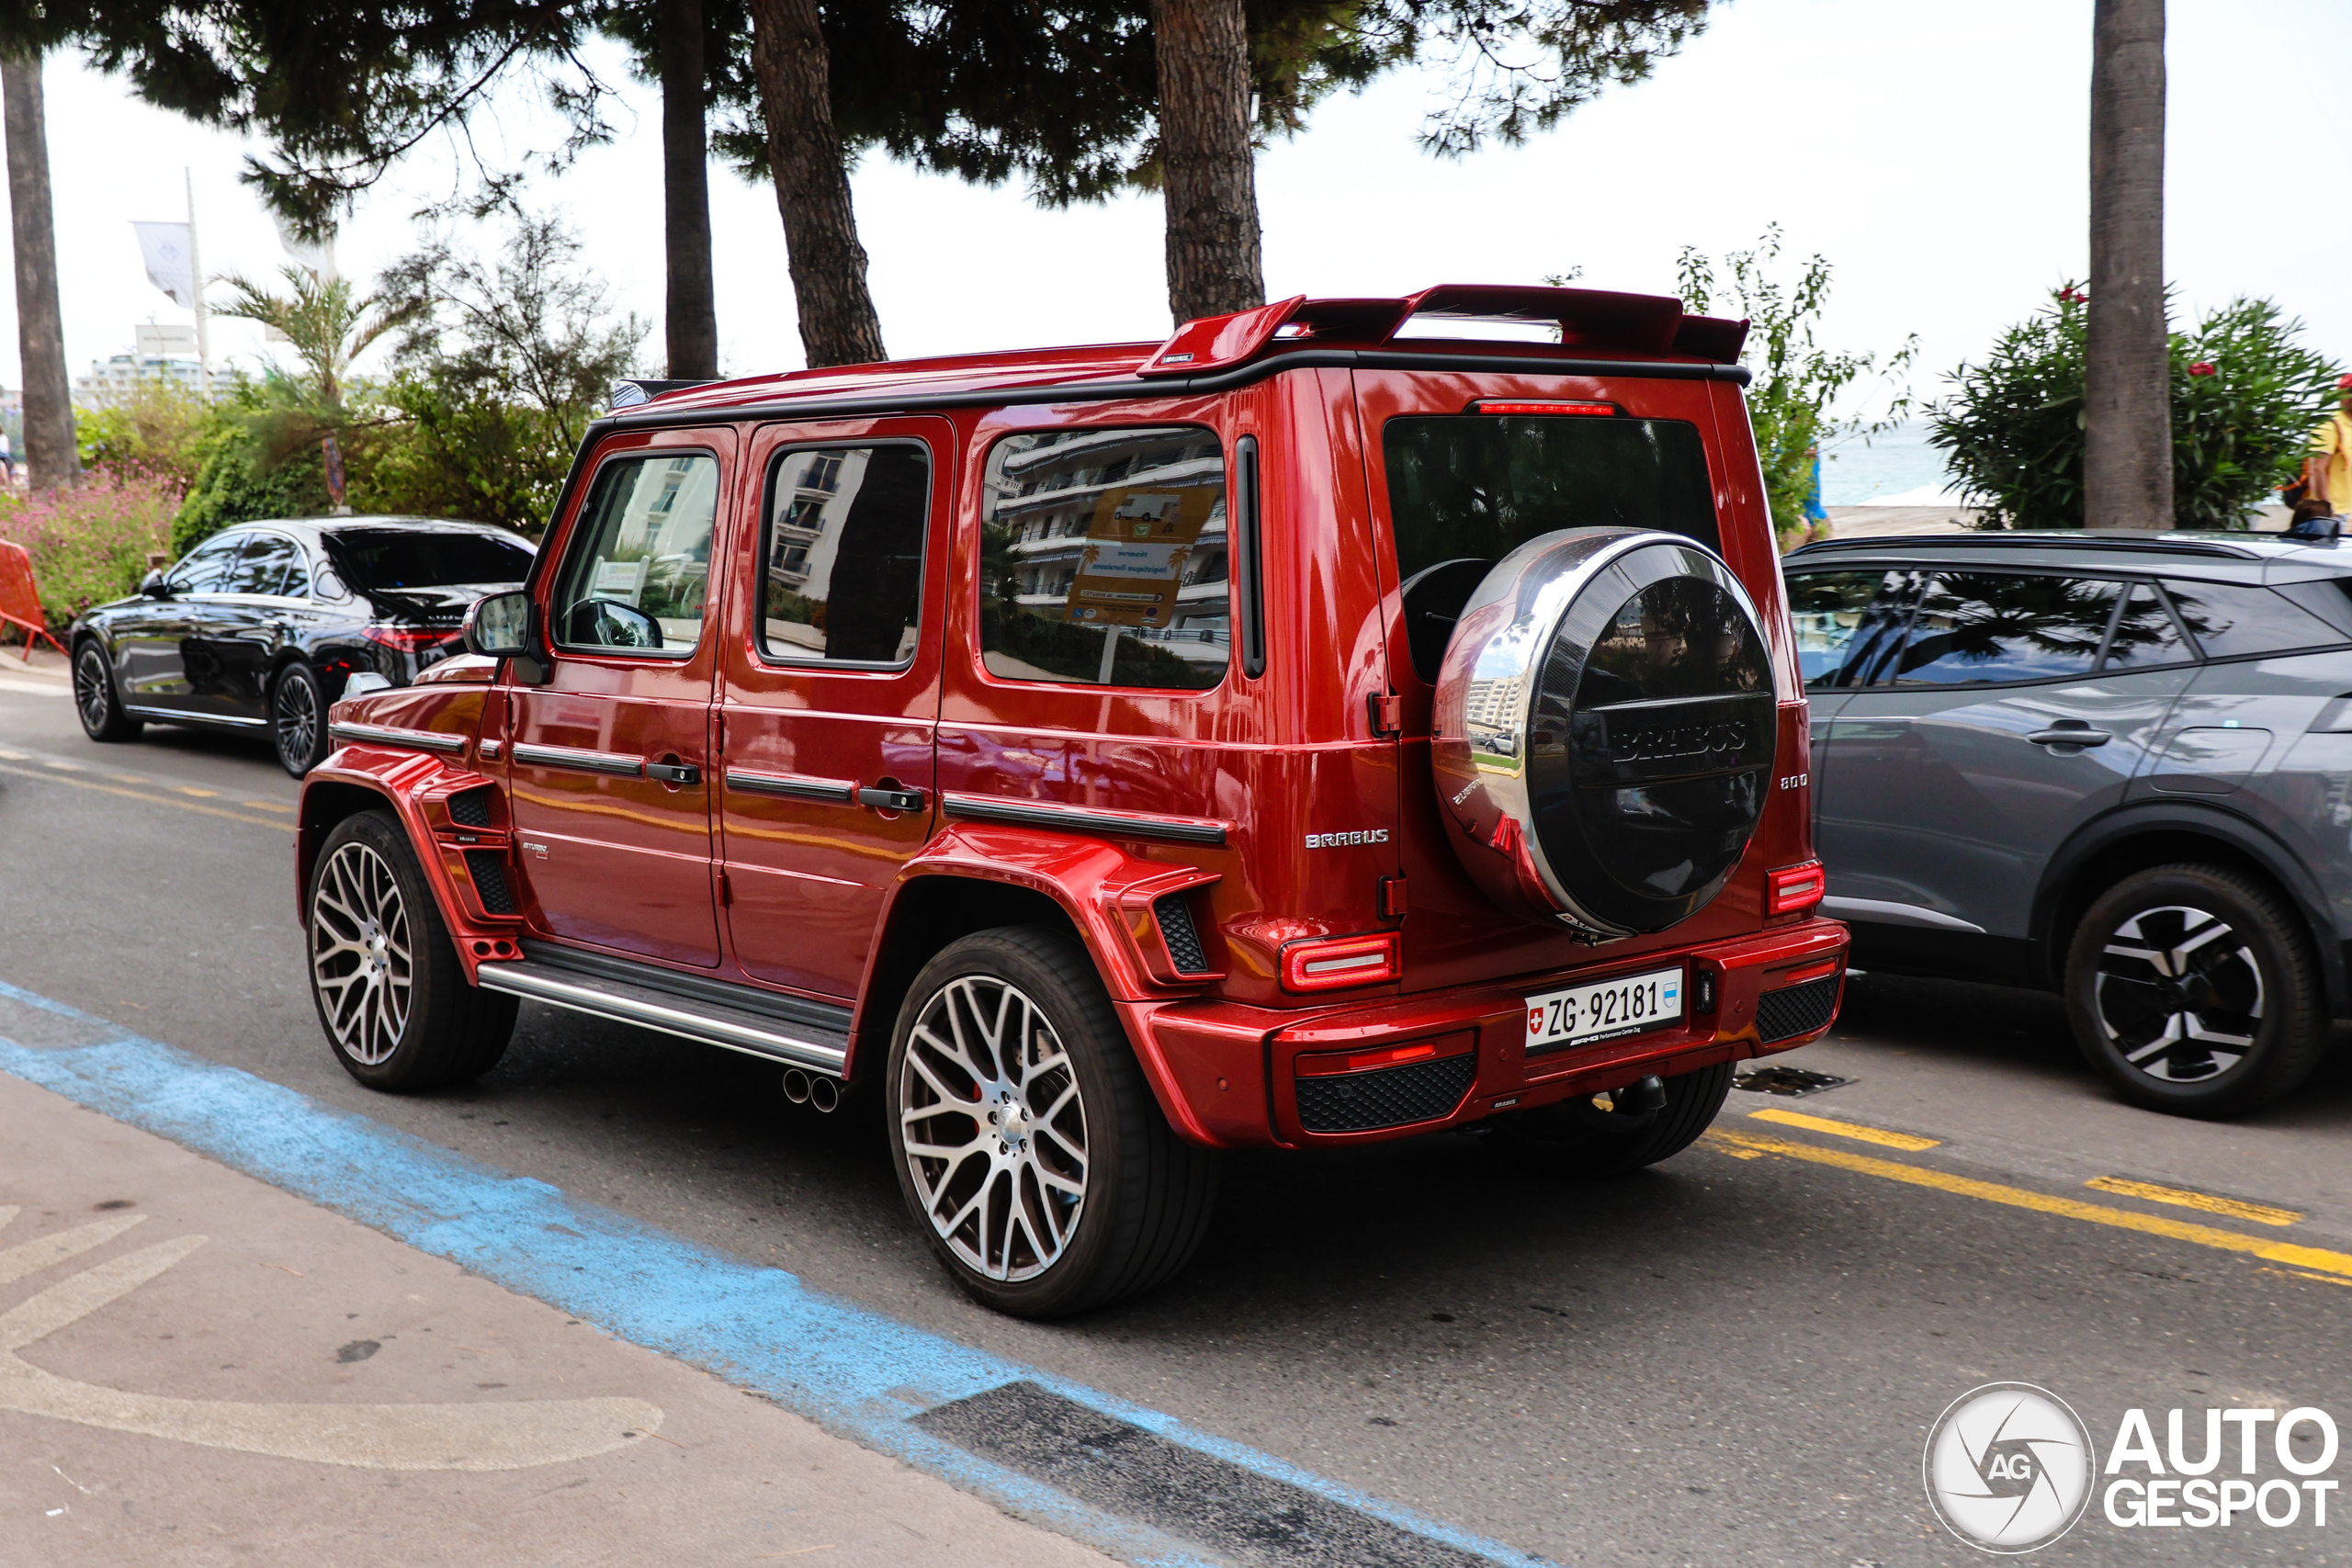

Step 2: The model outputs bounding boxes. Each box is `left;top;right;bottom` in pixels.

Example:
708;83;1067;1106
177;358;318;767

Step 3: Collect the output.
1382;414;1720;585
978;425;1228;691
1790;568;1914;690
2098;582;2191;669
1888;570;2120;686
759;444;932;666
2160;579;2346;660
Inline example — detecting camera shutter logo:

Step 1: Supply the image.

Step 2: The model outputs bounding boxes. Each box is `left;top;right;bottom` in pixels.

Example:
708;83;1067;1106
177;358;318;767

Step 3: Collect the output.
1924;1382;2098;1552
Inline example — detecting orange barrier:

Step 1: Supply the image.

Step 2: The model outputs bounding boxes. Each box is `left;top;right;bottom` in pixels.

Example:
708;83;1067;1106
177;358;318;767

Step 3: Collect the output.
0;540;67;661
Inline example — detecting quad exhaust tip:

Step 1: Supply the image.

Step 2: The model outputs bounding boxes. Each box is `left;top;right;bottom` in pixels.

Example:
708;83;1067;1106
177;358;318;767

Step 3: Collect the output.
782;1068;841;1112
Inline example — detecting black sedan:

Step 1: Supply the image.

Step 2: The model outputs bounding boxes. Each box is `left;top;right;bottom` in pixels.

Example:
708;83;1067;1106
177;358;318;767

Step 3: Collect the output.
68;516;535;776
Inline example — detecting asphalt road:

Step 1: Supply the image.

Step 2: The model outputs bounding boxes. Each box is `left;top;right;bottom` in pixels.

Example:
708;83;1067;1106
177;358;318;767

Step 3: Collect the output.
5;668;2350;1568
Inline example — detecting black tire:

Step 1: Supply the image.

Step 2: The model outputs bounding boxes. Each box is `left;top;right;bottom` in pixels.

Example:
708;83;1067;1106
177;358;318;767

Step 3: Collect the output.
1488;1058;1735;1178
271;661;329;777
306;810;516;1091
886;925;1218;1318
2064;863;2327;1118
72;638;142;742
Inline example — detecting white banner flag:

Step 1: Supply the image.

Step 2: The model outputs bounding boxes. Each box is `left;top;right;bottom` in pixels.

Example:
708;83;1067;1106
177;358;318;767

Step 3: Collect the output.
130;220;197;310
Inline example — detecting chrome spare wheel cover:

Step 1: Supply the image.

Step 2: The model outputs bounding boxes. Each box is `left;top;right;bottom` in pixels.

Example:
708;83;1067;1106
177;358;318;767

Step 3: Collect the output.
309;841;415;1065
1432;528;1778;937
2093;904;2264;1082
899;974;1089;1282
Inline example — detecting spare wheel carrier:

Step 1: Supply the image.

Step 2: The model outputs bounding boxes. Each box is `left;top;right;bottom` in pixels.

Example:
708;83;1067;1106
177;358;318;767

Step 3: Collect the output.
1430;527;1778;938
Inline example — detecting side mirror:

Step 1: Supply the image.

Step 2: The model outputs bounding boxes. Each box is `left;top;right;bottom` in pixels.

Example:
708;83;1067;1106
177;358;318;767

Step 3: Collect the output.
464;590;535;658
141;570;172;598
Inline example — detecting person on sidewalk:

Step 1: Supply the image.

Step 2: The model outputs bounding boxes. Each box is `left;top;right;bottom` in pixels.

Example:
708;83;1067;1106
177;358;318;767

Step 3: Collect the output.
2308;374;2352;517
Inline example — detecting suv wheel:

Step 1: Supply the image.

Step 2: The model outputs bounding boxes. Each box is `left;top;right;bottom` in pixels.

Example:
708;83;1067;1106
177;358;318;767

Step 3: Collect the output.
1488;1059;1734;1178
272;661;329;776
307;811;516;1090
2065;864;2327;1118
72;639;142;742
887;926;1218;1317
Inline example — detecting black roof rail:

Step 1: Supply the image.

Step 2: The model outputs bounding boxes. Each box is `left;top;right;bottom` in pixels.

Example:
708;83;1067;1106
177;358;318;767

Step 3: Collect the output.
1786;532;2262;562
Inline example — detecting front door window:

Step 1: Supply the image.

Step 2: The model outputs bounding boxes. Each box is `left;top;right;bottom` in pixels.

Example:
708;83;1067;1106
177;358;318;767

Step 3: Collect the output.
551;454;721;655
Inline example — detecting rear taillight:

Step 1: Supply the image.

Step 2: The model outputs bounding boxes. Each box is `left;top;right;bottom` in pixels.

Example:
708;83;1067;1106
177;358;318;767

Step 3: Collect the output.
1474;400;1617;416
364;626;460;652
1294;1034;1471;1077
1767;861;1826;916
1279;931;1402;993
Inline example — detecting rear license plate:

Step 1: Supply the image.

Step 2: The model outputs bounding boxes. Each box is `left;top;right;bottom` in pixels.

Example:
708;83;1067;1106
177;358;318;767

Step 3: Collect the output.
1524;965;1685;1053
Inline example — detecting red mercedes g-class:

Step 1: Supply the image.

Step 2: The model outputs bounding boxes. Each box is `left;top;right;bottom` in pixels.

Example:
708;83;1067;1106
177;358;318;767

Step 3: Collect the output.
297;285;1847;1316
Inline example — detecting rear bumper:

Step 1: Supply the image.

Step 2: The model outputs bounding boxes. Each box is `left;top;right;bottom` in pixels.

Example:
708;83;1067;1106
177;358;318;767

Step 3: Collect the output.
1121;918;1849;1150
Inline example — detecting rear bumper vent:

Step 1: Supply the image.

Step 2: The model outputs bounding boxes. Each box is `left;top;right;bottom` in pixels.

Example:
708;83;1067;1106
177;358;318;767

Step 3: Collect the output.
1757;974;1840;1043
1154;894;1209;974
447;787;494;828
1295;1054;1476;1134
464;852;516;916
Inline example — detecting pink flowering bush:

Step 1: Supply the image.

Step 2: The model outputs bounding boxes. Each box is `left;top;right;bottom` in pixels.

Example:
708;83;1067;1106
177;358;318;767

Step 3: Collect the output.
0;467;183;629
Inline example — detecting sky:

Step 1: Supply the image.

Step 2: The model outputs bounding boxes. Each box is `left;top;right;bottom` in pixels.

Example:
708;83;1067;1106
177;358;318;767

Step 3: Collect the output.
7;0;2347;452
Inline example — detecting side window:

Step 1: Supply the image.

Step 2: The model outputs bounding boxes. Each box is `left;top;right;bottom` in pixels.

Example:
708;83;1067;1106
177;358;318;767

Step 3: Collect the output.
167;533;247;595
1889;571;2120;687
759;445;932;665
978;425;1229;691
2099;582;2191;669
2161;579;2346;660
551;452;720;656
1789;569;1913;690
232;535;303;597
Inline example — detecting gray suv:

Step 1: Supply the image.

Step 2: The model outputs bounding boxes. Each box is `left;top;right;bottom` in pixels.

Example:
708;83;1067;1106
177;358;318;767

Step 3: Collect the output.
1784;531;2352;1117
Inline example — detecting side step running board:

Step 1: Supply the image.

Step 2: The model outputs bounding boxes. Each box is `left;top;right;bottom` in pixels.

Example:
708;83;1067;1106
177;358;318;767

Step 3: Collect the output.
474;956;849;1077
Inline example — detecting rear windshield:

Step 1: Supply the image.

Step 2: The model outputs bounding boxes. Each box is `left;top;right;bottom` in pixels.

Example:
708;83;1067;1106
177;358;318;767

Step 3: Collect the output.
1382;415;1720;584
327;528;535;591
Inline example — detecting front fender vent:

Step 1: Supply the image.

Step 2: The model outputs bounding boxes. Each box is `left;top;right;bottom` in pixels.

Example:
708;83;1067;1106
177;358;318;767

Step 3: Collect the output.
1155;894;1210;974
464;851;516;916
447;787;495;829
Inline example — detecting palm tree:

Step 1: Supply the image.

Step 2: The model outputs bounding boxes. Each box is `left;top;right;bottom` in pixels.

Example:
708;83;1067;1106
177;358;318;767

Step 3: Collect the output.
2085;0;2169;529
215;266;413;410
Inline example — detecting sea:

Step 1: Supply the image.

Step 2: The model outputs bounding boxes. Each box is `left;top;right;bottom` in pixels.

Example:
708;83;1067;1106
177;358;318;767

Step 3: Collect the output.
1817;422;1959;507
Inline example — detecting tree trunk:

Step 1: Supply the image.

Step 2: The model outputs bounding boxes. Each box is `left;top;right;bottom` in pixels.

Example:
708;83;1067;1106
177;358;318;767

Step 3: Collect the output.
657;0;718;379
1;55;77;491
743;0;885;368
2086;0;2169;529
1151;0;1263;325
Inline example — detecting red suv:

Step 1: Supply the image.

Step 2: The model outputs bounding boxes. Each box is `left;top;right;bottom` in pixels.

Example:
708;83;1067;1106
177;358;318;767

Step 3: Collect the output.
296;286;1848;1316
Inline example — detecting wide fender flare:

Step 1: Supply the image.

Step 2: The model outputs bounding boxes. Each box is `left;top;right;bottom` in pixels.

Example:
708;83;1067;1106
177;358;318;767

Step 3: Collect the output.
297;746;511;984
2033;798;2349;1011
863;822;1226;1143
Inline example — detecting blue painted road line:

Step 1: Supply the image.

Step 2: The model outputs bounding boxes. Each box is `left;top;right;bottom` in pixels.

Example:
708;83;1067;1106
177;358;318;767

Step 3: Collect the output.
0;976;1559;1568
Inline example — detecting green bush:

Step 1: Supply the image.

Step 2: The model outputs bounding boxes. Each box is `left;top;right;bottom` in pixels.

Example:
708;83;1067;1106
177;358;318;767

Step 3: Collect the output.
1928;288;2342;529
0;468;183;626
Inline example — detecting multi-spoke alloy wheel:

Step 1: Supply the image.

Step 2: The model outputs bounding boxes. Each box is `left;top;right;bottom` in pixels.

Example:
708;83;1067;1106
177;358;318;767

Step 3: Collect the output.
310;840;415;1066
304;812;516;1091
2065;864;2326;1118
887;927;1218;1317
72;641;140;742
900;973;1090;1281
274;663;323;776
2092;905;2262;1083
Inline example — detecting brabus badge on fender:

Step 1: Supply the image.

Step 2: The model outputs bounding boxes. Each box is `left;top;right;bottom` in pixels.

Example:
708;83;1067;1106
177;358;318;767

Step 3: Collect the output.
1305;829;1391;849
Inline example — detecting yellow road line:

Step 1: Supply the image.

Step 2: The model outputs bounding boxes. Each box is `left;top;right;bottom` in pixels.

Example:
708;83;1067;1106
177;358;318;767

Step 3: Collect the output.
240;799;298;814
2086;1176;2301;1228
0;761;290;831
1703;1128;2352;1280
175;785;219;798
1747;1107;1940;1150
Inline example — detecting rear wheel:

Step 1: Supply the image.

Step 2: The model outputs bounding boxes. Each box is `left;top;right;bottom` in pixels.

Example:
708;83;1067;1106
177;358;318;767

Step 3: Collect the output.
272;661;329;776
887;926;1218;1317
72;639;142;742
1488;1059;1734;1178
307;811;515;1090
2065;863;2326;1118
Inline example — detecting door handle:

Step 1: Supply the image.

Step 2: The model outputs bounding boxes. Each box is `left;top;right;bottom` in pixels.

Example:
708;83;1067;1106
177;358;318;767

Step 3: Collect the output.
2028;728;2111;748
857;784;928;813
646;761;703;786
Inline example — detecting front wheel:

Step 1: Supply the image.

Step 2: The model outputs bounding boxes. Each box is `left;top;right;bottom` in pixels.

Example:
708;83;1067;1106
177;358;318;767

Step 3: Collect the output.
272;661;329;776
2064;864;2327;1118
1487;1059;1735;1178
887;926;1218;1318
307;811;516;1090
72;639;142;742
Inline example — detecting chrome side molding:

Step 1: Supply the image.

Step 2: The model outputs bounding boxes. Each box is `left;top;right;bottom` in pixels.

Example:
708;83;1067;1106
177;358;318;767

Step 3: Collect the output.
328;721;468;755
472;959;847;1076
1818;896;1985;934
511;742;645;778
942;794;1230;848
726;768;857;804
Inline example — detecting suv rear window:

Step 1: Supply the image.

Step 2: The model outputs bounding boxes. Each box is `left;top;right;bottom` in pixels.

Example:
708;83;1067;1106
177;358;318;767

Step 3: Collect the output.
1887;571;2120;687
328;528;534;591
2161;579;2347;660
1382;415;1720;586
